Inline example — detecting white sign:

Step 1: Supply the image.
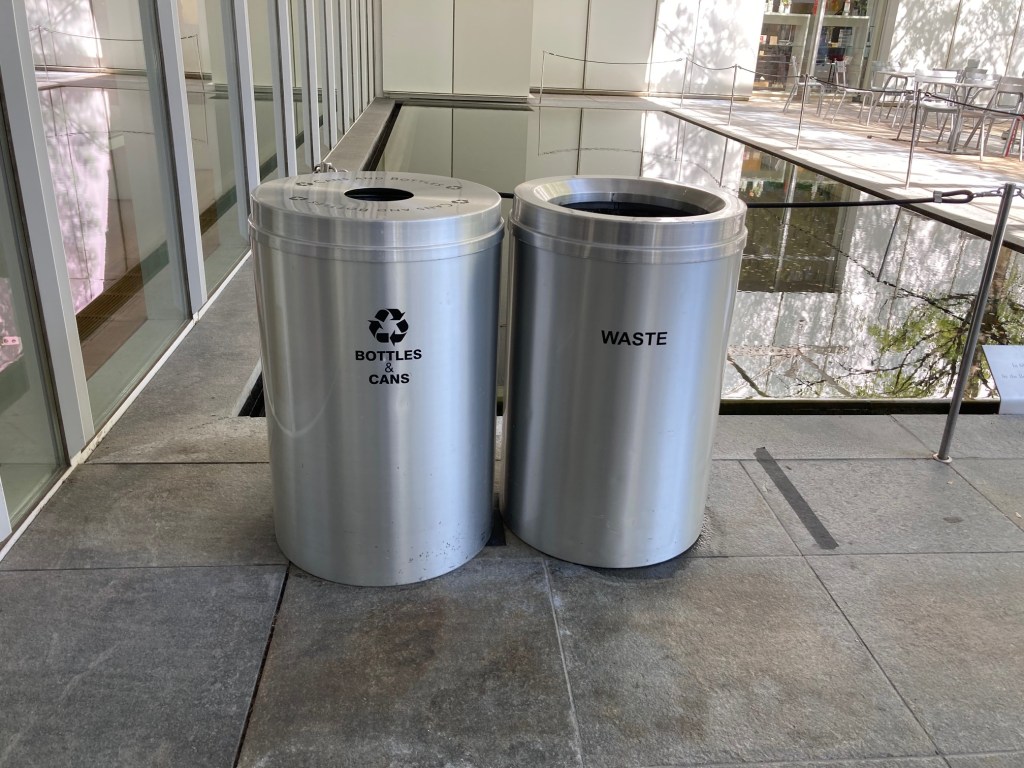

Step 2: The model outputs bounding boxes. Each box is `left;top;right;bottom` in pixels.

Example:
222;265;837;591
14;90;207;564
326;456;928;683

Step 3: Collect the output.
982;345;1024;415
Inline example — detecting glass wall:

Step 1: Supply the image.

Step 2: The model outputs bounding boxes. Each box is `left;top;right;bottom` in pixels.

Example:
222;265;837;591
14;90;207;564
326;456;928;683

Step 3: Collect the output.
290;0;312;173
28;0;191;424
177;0;251;291
755;0;874;91
0;0;379;526
315;0;335;157
249;0;283;181
0;92;65;528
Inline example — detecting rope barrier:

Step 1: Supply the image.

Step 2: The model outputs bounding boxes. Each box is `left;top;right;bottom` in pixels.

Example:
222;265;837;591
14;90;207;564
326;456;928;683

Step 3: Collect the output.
498;187;1019;206
31;26;198;42
542;51;686;66
917;89;1024;118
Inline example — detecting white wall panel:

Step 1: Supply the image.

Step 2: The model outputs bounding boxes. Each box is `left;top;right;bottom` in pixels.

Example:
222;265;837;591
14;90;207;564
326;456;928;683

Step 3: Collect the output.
530;0;589;89
651;0;759;97
584;0;657;92
381;0;453;93
946;0;1021;74
454;0;532;96
690;0;760;96
650;0;693;95
889;0;960;69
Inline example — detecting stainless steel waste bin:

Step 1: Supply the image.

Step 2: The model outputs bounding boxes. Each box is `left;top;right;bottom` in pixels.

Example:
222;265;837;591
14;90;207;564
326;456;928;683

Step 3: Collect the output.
250;172;503;585
503;176;747;568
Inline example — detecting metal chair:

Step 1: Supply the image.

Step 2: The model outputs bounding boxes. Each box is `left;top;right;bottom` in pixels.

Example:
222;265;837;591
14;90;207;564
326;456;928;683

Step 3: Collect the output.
783;56;826;115
864;66;912;125
961;76;1024;159
896;69;959;141
826;60;876;122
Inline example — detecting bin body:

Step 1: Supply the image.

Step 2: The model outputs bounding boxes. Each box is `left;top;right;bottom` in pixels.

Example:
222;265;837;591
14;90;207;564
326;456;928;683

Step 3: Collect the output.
503;176;746;568
250;172;502;585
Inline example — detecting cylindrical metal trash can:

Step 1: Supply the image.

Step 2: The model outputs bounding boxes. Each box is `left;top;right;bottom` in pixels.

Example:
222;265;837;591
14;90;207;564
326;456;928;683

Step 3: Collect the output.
502;176;747;568
250;172;503;585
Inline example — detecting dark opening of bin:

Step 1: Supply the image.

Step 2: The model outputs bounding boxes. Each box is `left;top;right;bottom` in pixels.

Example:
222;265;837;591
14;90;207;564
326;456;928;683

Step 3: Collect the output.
345;187;414;202
560;199;704;217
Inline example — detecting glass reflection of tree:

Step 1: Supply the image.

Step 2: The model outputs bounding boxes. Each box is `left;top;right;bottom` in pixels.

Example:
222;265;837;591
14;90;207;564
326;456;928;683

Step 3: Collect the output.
860;246;1023;399
27;0;115;313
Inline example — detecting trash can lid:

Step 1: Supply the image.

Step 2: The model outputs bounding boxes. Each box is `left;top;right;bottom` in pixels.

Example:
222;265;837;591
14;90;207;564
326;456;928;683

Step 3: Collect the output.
510;176;746;264
250;172;503;260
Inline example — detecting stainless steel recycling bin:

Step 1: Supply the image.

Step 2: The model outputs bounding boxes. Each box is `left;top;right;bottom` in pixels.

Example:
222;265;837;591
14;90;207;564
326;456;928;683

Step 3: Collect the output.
250;172;503;586
503;176;747;568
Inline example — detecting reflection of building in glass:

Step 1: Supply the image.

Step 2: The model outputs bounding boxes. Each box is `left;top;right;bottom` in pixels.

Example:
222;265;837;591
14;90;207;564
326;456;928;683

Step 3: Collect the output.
38;84;112;314
0;278;24;375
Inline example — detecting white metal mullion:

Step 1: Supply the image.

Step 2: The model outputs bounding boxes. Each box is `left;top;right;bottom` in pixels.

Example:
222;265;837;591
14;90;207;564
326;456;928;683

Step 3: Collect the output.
301;0;320;168
0;475;10;541
372;0;382;98
224;0;260;234
359;0;369;109
350;0;362;115
320;0;339;148
147;0;207;315
366;0;373;103
270;0;298;176
0;0;94;454
339;0;354;130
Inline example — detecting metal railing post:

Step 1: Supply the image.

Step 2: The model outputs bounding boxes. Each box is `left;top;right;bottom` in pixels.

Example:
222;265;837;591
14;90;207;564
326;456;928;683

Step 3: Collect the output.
904;91;921;189
539;50;546;106
936;182;1018;462
796;76;808;149
678;55;691;106
727;64;738;125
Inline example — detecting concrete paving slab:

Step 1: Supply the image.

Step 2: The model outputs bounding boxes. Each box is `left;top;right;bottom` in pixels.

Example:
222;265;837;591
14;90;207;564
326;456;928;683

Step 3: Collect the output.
88;415;269;464
955;459;1024;530
894;415;1024;459
89;259;263;464
713;415;931;459
491;461;799;562
546;557;935;767
0;464;284;569
236;560;582;768
682;760;947;768
689;461;800;557
0;566;284;768
811;554;1024;754
742;458;1024;555
946;754;1024;768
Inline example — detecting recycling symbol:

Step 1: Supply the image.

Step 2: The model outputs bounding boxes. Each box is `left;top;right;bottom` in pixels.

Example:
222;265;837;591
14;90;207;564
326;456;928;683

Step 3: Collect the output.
368;308;408;345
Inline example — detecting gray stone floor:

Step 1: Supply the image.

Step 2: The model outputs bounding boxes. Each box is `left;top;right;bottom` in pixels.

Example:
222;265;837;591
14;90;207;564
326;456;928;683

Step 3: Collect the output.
3;94;1024;766
2;259;1023;768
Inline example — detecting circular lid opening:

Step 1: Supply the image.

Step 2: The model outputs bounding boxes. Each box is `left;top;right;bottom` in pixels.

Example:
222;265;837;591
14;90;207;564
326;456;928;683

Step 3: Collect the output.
344;187;415;202
560;198;705;218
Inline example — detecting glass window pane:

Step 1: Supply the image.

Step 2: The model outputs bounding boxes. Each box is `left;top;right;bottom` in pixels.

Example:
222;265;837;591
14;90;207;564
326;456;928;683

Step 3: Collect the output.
0;94;65;527
315;0;333;156
290;0;311;173
178;0;250;291
28;0;191;425
247;0;282;181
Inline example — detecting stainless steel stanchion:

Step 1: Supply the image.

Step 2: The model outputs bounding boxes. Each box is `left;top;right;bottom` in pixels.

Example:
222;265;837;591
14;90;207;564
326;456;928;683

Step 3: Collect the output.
250;172;503;585
503;176;747;567
936;182;1018;462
